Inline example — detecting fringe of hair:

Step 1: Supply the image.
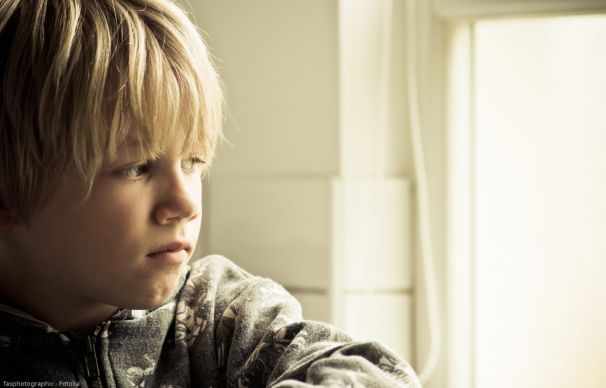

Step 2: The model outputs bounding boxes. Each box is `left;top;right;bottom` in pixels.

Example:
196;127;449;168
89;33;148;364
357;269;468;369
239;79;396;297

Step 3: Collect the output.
0;0;223;219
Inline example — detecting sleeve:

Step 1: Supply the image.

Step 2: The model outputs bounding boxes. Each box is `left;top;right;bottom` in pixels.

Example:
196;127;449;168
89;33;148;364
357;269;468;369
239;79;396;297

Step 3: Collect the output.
180;255;421;387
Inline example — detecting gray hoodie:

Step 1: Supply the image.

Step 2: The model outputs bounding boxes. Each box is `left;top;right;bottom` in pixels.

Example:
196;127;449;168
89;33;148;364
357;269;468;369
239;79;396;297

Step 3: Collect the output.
0;255;421;387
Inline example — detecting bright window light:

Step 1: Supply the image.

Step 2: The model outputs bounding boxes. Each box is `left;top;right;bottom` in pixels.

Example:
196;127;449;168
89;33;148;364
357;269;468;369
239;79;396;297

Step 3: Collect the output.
472;15;606;388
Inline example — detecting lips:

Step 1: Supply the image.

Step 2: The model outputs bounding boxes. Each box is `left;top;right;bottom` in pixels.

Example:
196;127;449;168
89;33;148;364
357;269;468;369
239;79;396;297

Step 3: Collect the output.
147;241;192;265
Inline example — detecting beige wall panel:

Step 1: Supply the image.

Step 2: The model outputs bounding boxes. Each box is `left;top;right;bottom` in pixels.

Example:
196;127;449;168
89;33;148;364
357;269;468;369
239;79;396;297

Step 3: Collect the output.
343;292;413;360
289;291;331;323
207;178;332;289
337;178;413;290
190;0;340;176
339;0;411;177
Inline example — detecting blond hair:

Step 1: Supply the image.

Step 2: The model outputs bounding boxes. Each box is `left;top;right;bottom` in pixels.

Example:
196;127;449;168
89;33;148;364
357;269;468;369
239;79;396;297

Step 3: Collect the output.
0;0;223;219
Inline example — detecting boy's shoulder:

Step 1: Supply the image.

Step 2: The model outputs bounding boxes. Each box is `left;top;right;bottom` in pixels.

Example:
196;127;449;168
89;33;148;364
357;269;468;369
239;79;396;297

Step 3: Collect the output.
178;254;297;317
187;254;253;280
174;255;302;349
182;254;255;297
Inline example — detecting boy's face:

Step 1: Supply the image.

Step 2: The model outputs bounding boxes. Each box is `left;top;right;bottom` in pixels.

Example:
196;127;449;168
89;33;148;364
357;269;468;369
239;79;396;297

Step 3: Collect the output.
4;131;204;311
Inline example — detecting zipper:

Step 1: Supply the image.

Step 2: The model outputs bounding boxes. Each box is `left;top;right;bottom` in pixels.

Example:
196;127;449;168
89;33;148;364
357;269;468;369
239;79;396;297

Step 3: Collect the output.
82;335;104;388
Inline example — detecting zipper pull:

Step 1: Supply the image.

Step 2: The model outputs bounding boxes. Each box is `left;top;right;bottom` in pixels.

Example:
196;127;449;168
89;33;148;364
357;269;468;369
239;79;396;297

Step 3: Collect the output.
82;336;103;388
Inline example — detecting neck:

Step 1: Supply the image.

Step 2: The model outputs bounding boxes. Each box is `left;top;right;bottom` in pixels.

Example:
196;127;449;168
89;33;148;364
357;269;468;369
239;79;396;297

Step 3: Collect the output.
0;258;118;336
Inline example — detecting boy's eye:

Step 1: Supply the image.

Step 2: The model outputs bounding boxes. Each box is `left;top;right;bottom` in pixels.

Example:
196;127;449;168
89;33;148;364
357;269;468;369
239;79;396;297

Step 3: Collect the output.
182;156;206;173
118;162;152;179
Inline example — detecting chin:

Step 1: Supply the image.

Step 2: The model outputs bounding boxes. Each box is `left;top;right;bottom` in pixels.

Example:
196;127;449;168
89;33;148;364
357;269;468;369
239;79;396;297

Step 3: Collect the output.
127;279;182;310
115;265;185;309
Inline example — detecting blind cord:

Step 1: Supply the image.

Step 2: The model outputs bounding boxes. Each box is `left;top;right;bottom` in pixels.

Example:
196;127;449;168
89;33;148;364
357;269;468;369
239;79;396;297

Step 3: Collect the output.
404;0;442;383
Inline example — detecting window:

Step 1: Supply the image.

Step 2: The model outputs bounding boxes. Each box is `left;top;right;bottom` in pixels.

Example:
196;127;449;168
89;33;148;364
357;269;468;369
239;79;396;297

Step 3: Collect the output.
447;13;606;388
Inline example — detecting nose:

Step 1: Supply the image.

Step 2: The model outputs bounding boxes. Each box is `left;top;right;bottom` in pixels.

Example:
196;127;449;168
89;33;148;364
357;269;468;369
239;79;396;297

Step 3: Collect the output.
154;168;201;225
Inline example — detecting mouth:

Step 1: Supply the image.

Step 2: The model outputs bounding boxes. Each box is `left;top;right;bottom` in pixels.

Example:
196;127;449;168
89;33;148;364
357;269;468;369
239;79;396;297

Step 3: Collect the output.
147;242;192;265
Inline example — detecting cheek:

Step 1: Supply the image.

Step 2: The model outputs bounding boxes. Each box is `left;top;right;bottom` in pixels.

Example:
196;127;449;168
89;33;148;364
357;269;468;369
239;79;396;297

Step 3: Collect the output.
69;191;151;257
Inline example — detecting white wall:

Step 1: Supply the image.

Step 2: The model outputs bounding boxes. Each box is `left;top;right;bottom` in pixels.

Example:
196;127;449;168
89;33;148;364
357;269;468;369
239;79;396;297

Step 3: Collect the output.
186;0;417;363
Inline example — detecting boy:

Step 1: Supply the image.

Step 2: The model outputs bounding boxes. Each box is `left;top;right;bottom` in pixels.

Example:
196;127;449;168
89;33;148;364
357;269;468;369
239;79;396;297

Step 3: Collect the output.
0;0;421;386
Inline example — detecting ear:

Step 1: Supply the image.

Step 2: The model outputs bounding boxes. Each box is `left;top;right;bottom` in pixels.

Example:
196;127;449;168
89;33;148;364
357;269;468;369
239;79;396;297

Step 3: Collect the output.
0;209;16;232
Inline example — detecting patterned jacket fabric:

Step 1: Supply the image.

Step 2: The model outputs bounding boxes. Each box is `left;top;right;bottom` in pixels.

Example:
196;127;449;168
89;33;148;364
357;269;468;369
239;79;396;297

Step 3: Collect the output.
0;255;421;387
